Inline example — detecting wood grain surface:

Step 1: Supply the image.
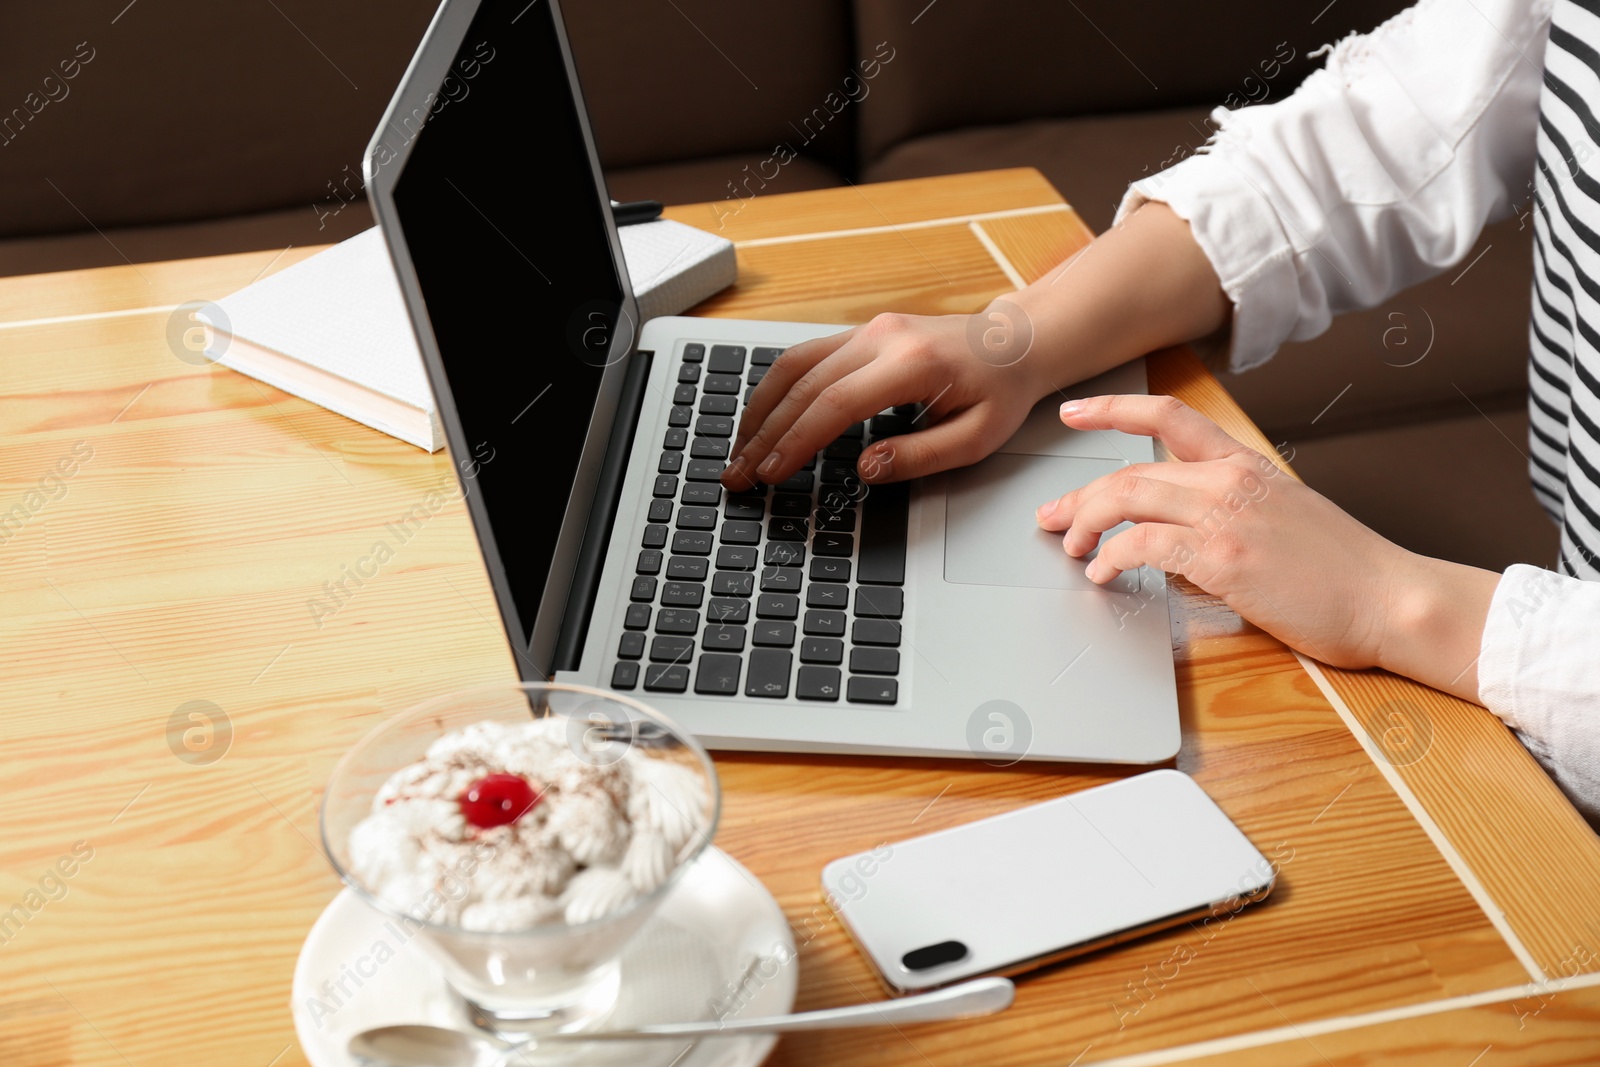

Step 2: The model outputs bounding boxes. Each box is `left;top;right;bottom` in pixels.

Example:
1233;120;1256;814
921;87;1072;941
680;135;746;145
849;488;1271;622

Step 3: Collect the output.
0;169;1594;1067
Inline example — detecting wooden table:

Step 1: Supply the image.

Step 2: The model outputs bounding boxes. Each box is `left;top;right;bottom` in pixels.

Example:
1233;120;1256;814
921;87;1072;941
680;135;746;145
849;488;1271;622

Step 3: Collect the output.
2;169;1597;1066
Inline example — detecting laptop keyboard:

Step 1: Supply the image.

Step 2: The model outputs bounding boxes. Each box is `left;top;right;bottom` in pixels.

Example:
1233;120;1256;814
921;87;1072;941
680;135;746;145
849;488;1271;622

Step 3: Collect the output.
609;341;909;706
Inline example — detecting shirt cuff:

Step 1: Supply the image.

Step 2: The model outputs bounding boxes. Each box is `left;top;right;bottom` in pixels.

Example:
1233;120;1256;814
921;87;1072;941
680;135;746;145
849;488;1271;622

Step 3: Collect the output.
1114;142;1301;374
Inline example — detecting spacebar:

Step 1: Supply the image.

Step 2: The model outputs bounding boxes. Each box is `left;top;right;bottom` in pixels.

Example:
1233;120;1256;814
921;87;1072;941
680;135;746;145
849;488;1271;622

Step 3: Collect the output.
858;481;909;585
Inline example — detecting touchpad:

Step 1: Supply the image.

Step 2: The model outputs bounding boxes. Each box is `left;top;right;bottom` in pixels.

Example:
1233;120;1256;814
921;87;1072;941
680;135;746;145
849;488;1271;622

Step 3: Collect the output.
944;454;1136;592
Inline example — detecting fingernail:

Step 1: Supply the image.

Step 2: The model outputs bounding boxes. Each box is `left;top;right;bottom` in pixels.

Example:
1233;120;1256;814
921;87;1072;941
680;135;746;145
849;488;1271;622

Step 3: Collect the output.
1035;502;1054;523
723;456;745;483
860;445;894;483
1085;557;1103;581
756;452;782;479
1060;401;1082;417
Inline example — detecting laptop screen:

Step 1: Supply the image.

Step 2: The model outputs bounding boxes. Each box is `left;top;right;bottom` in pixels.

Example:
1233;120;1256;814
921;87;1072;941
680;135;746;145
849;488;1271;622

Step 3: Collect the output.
387;0;627;668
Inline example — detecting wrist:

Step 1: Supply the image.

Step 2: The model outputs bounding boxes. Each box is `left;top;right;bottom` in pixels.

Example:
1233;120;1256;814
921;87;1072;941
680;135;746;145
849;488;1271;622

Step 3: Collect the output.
1375;553;1499;703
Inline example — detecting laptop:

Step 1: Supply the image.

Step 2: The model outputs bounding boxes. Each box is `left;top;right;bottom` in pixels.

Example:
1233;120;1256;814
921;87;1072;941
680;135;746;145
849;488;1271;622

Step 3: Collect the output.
364;0;1179;762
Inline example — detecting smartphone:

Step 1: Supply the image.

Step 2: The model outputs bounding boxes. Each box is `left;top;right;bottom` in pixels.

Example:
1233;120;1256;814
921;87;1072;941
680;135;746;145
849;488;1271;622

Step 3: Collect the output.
821;770;1276;993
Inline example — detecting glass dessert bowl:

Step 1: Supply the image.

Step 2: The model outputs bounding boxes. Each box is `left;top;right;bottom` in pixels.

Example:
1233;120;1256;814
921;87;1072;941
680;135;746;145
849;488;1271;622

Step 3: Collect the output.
319;682;721;1033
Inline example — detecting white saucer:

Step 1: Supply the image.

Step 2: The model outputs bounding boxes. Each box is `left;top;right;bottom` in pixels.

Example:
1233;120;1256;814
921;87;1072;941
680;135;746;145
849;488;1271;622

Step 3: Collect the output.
292;847;796;1067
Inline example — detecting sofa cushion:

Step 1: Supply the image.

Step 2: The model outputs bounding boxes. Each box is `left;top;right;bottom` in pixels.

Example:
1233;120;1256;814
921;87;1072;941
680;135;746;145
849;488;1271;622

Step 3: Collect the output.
851;0;1413;164
565;0;856;174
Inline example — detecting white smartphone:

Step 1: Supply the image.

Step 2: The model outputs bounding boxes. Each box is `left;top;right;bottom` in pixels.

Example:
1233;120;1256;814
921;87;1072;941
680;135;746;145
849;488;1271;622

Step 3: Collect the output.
821;770;1277;993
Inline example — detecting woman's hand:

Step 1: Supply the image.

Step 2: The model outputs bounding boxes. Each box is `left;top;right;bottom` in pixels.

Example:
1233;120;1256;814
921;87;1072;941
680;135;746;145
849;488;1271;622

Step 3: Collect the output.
1036;395;1498;698
722;308;1049;491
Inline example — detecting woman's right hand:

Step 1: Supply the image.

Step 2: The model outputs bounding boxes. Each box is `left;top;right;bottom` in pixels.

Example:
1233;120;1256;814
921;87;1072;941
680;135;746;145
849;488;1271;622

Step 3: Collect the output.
721;305;1050;490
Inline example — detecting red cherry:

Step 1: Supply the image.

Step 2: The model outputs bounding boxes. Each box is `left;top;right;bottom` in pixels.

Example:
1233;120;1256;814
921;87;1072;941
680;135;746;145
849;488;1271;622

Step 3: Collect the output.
459;773;540;829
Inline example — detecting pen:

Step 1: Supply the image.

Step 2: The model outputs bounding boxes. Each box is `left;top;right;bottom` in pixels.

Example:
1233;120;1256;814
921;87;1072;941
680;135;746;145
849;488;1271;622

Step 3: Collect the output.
611;199;663;227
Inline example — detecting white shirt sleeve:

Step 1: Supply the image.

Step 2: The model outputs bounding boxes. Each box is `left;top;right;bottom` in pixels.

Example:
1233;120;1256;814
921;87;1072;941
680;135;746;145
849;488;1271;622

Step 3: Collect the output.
1479;566;1600;824
1116;0;1551;371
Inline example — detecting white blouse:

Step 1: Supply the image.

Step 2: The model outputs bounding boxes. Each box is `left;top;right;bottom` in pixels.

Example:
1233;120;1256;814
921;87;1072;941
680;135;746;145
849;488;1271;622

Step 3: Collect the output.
1118;0;1600;822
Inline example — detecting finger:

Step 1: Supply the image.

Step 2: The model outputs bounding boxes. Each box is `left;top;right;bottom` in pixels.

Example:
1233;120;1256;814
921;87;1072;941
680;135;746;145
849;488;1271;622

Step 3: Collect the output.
1057;475;1215;558
856;407;997;484
1036;460;1220;531
733;327;856;456
749;356;941;486
1085;523;1200;585
723;345;873;490
1059;394;1249;463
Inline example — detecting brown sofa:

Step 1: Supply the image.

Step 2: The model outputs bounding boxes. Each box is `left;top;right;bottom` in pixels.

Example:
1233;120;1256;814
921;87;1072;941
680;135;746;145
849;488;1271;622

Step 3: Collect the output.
0;0;1554;572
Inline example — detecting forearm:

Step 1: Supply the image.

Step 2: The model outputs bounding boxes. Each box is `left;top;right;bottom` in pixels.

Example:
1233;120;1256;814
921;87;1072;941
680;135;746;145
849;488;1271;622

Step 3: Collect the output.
1003;202;1232;396
1377;554;1500;703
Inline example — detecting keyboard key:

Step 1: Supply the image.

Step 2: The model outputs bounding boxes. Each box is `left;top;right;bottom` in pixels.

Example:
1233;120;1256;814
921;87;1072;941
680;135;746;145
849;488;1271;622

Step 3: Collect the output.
636;549;663;575
751;346;784;366
708;345;746;373
767;517;808;542
702;624;747;652
700;394;736;415
673;383;697;405
611;661;639;689
680;482;721;506
663;427;688;449
682;342;705;363
655;608;699;634
721;520;761;545
800;637;843;664
806;584;848;610
751;620;796;646
717;545;758;570
618;632;646;659
869;413;912;438
669;405;693;427
644;664;690;693
696;415;734;437
678;363;702;383
852;618;901;646
744;385;757;404
797;665;842;700
838;421;865;439
685;459;724;482
707;597;750;623
704;373;741;394
764;541;805;566
648;499;673;523
820;460;857;484
661;582;705;608
691;437;729;459
695;653;742;695
771;494;811;517
847;676;898;704
855;586;904;619
659;451;683;474
642;525;668;549
820;486;861;511
777;471;814;493
653;475;677;498
814;508;856;532
814;533;854;557
760;566;803;592
671;530;712;555
675;506;717;530
712;571;754;596
851;647;900;674
667;556;708;580
757;593;799;619
745;649;792;698
747;366;768;385
650;635;695;662
724;496;765;521
859;481;909;584
803;609;846;636
825;438;863;460
624;603;652;630
630;576;657;602
809;558;851;582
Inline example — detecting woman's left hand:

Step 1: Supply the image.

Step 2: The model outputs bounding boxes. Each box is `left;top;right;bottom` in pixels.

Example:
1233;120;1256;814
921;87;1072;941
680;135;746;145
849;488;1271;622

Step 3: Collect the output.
1036;394;1459;674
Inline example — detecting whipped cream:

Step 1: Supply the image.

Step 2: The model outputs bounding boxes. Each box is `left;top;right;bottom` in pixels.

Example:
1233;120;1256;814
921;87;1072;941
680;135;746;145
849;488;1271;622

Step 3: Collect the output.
346;717;707;931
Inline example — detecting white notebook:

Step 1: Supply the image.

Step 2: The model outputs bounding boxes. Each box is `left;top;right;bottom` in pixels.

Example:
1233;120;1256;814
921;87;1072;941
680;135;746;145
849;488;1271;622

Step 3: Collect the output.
197;221;736;451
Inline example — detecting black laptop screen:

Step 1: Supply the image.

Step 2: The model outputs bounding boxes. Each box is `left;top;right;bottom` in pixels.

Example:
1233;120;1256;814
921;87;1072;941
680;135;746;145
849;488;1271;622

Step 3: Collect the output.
389;0;624;660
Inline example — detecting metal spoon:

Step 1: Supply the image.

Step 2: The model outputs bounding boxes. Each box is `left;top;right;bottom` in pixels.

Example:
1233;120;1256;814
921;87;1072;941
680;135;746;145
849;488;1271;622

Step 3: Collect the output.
349;976;1014;1065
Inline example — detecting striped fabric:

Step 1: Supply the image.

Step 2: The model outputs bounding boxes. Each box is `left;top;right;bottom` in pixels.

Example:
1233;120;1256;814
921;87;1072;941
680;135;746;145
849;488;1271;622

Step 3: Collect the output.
1531;1;1600;579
